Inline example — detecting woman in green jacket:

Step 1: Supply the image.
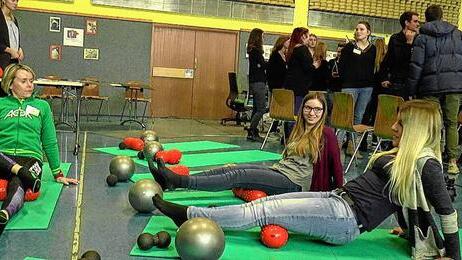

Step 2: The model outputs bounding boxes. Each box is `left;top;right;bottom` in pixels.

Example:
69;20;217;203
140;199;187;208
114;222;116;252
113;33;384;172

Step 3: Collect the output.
0;64;78;234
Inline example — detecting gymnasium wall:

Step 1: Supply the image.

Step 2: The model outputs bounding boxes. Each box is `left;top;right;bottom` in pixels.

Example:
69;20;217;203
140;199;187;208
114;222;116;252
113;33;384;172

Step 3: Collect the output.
16;10;152;116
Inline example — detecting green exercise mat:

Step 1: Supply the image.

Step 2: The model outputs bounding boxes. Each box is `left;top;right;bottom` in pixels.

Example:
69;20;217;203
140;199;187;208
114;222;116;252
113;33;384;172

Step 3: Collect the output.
24;257;46;260
6;163;71;230
93;141;240;157
130;216;415;259
133;150;282;168
130;171;201;182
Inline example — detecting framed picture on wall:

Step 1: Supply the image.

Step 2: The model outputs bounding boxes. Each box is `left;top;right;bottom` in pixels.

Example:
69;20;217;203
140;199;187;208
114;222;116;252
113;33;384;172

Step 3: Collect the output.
49;44;62;61
63;28;84;47
85;19;97;35
49;17;61;32
83;48;99;60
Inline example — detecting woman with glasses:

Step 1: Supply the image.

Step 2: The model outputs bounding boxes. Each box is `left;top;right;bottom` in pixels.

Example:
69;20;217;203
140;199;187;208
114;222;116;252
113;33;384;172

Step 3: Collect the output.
153;99;459;260
149;92;343;195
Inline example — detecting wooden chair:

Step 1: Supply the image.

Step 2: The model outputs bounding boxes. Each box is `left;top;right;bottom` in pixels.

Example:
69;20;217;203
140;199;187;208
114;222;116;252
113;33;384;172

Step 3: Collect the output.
369;95;404;156
37;75;68;121
37;75;63;100
260;89;296;150
120;80;151;122
458;111;462;131
80;77;110;121
309;90;327;96
331;92;374;174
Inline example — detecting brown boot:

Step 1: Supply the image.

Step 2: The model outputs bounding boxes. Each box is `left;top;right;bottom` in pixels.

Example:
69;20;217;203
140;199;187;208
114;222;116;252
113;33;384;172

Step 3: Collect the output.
346;140;363;159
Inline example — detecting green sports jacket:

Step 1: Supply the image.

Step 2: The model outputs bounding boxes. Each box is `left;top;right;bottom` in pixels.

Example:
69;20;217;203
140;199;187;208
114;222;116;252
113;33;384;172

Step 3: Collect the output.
0;95;61;177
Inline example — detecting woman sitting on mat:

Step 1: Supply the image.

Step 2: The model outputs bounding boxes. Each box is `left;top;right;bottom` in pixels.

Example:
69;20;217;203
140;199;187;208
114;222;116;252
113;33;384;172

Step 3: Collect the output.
152;100;459;260
149;92;343;195
0;64;78;234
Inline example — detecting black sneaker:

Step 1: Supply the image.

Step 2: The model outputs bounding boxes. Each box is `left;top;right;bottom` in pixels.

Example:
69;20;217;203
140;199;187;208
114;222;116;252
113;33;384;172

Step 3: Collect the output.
246;128;264;143
253;135;264;143
247;133;264;142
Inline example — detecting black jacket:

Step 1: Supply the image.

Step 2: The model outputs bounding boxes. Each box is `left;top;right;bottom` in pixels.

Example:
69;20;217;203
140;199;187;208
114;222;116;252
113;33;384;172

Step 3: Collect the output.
284;45;314;97
311;59;329;91
248;48;266;83
267;51;287;91
0;14;19;70
407;20;462;97
338;42;376;89
380;31;413;84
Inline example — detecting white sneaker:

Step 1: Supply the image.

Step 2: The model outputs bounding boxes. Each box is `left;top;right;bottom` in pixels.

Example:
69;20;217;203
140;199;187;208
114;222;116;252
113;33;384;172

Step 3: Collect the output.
0;210;9;224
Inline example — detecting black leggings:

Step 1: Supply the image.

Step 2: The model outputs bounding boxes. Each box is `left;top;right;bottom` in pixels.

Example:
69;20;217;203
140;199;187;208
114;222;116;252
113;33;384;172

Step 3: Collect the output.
0;156;42;218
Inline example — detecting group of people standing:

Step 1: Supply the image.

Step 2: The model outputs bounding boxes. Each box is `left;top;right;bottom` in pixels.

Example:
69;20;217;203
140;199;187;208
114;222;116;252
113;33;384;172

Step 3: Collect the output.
245;20;378;152
245;5;462;176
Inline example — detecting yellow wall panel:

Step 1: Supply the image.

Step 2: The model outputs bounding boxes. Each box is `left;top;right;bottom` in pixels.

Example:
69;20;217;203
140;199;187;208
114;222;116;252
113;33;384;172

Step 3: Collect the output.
308;0;460;24
20;0;462;42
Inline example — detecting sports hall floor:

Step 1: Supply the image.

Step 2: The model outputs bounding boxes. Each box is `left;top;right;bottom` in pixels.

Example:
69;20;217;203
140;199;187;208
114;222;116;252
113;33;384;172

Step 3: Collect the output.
0;117;460;259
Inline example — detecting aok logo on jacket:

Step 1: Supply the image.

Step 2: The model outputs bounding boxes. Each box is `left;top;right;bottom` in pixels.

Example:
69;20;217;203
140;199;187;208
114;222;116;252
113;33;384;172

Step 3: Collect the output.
4;105;40;119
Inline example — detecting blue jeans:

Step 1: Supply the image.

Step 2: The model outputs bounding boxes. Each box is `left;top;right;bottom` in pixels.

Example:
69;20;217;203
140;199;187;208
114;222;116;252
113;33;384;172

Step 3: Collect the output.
342;88;373;124
249;82;268;131
188;191;360;245
188;164;301;195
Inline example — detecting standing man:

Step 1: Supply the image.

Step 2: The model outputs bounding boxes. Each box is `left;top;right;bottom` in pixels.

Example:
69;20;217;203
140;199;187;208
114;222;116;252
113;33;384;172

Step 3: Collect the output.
380;11;419;99
407;5;462;174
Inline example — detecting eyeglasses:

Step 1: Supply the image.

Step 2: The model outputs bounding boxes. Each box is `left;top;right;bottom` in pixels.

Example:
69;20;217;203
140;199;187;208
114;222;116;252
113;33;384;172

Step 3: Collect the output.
303;105;323;114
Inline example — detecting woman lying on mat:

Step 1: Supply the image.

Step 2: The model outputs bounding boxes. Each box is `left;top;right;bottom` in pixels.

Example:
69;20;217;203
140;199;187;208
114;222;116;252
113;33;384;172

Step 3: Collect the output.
0;64;78;234
152;100;459;260
149;92;343;195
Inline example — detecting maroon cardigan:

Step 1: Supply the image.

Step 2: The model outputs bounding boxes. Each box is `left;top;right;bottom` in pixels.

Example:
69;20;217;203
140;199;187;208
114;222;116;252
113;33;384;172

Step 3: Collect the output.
310;127;344;191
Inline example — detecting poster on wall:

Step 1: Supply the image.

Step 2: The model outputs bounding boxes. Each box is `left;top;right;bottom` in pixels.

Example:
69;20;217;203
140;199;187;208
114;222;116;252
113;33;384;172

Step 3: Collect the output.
63;28;84;47
83;48;99;60
49;17;61;32
85;19;97;35
49;44;62;60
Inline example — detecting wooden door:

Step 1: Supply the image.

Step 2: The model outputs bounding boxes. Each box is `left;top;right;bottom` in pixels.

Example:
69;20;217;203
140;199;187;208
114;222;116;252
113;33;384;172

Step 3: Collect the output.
192;31;237;119
150;26;237;119
150;26;195;118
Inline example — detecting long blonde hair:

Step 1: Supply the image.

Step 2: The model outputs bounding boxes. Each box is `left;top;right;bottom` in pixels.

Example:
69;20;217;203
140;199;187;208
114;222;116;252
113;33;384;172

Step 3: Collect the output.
284;93;327;163
313;41;327;61
367;100;442;206
374;38;387;73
